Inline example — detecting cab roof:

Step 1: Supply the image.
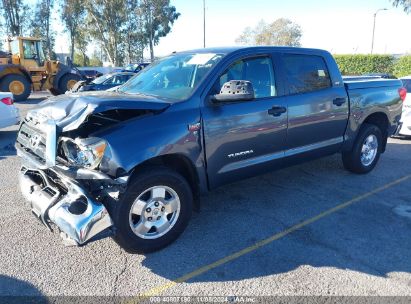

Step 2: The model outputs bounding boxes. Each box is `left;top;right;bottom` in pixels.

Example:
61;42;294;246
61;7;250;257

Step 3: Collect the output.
176;46;330;56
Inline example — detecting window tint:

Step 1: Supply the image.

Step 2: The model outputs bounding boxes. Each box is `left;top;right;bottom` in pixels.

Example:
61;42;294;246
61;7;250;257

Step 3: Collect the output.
117;75;131;84
402;79;411;92
23;40;37;60
284;54;332;94
123;74;133;82
10;41;19;55
103;76;115;85
104;75;130;85
92;74;111;84
219;56;276;98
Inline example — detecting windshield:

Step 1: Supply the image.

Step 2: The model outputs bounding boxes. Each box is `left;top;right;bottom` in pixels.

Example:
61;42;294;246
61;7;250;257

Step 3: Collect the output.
22;40;37;59
92;74;112;84
37;41;46;62
10;40;19;54
118;53;224;100
124;64;138;72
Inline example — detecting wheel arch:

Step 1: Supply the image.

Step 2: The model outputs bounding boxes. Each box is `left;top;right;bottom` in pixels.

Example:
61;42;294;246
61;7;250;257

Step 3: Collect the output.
53;70;70;88
343;110;390;153
0;65;32;83
129;154;201;211
361;112;389;152
53;62;80;88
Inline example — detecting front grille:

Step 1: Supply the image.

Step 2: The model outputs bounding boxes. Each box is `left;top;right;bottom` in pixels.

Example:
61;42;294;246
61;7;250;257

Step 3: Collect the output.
16;121;47;164
44;169;68;194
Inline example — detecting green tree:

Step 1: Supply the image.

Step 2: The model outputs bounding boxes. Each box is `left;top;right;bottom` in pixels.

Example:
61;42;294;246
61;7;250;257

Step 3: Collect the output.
73;51;89;66
89;51;103;66
61;0;86;61
391;0;411;13
125;0;146;63
333;54;395;75
139;0;180;61
85;0;128;66
236;18;302;47
0;0;30;36
30;0;55;58
393;55;411;77
73;51;103;67
235;26;254;46
0;18;4;50
74;25;89;67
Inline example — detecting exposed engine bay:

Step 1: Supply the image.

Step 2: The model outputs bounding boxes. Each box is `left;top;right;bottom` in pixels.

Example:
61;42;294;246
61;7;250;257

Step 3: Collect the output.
63;109;154;138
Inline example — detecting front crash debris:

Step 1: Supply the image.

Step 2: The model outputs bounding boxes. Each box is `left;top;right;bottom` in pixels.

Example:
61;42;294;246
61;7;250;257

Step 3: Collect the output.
19;167;113;245
15;93;162;247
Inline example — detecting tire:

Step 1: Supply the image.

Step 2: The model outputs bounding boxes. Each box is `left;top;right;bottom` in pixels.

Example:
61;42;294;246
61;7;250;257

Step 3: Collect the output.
342;123;383;174
49;88;60;96
57;73;81;94
113;167;193;253
0;74;31;102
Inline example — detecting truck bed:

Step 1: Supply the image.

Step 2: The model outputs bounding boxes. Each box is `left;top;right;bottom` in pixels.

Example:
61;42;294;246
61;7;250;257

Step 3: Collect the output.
344;79;403;90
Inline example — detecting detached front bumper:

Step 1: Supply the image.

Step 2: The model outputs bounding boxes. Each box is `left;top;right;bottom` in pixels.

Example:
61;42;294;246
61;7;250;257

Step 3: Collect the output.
19;166;113;246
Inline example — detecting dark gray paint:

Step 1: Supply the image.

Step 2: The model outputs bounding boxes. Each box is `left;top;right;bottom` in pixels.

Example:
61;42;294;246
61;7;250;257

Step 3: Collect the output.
23;46;404;196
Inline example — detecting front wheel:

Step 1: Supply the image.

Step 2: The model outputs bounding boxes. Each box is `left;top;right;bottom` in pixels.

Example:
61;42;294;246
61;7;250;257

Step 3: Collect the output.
113;167;193;253
342;123;383;174
57;73;81;94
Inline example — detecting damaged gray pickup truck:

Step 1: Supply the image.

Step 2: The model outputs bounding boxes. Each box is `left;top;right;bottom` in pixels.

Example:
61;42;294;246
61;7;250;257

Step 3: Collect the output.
16;47;405;253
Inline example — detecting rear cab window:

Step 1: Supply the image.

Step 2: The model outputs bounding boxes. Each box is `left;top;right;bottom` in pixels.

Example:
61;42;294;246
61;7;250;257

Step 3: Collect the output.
401;79;411;92
283;54;332;94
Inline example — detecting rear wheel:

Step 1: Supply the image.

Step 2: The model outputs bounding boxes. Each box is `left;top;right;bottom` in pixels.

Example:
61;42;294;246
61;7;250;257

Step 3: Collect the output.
0;74;31;101
57;73;81;94
49;88;60;96
113;167;193;253
342;123;383;174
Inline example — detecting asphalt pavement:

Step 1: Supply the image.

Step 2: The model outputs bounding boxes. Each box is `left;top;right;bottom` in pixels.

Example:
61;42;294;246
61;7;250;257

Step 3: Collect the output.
0;92;410;300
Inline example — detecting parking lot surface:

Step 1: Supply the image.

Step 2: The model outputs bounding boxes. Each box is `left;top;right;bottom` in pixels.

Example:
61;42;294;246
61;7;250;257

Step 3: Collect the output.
0;92;411;298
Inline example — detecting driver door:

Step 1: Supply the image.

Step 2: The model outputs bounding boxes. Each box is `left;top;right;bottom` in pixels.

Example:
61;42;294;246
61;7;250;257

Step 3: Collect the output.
202;55;288;189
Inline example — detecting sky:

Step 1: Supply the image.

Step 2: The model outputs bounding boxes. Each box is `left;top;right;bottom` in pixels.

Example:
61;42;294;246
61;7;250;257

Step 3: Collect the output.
52;0;411;59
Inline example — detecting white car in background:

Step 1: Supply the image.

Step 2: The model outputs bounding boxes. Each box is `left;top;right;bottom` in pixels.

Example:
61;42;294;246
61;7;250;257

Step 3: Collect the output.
397;77;411;137
0;92;20;129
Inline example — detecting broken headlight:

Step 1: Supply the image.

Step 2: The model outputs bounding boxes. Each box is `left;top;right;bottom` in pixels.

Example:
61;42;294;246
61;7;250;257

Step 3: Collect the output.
61;137;107;169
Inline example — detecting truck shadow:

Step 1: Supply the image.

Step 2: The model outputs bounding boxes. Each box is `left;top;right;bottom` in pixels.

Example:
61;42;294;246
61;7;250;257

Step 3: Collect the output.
141;142;411;284
0;275;47;301
0;130;17;160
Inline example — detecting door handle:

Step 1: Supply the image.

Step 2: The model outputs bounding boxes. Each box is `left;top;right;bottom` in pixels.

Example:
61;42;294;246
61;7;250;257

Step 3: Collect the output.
333;97;347;106
268;106;287;117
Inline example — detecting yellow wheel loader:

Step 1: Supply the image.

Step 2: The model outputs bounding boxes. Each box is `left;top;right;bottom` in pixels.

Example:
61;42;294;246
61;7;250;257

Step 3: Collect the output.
0;37;83;101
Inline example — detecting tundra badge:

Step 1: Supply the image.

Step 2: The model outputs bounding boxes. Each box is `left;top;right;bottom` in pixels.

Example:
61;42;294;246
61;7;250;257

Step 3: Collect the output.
228;150;254;158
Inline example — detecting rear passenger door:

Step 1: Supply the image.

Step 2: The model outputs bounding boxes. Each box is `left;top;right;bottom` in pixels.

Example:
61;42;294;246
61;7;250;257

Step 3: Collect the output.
282;54;349;153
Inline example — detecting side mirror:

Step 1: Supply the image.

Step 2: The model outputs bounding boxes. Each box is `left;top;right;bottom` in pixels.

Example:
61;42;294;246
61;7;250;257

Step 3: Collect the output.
212;80;255;102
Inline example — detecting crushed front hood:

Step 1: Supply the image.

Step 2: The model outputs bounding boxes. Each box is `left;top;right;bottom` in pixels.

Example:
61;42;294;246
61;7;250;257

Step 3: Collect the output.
27;92;171;131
